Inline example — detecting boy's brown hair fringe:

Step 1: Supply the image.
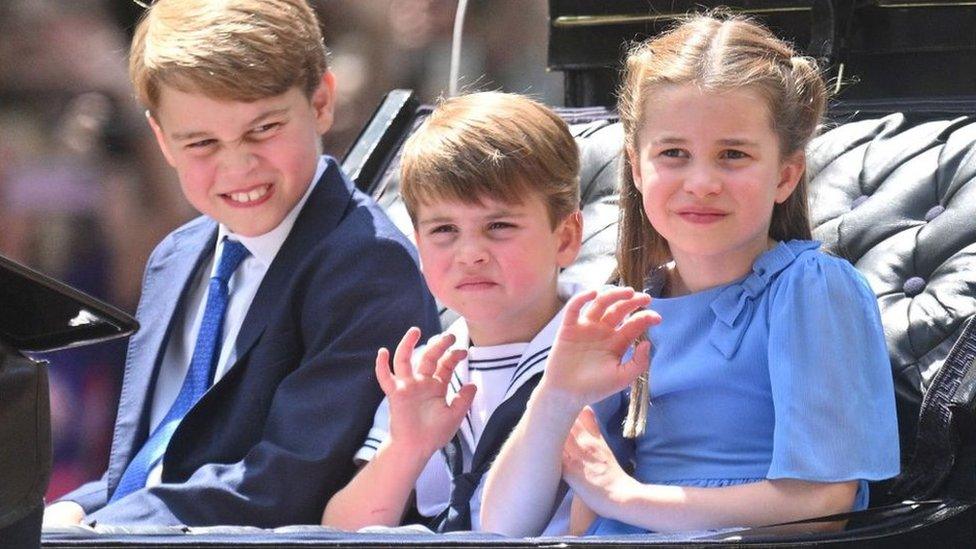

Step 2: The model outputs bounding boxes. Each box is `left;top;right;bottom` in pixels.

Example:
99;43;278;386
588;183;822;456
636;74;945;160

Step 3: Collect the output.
400;91;580;229
129;0;328;113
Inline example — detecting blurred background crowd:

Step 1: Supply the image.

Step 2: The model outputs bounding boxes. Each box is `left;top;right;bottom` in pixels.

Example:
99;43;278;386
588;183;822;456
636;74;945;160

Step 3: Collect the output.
0;0;562;501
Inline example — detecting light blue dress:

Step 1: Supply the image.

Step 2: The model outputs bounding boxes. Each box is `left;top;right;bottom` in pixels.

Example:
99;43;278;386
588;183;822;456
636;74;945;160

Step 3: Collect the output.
589;240;901;535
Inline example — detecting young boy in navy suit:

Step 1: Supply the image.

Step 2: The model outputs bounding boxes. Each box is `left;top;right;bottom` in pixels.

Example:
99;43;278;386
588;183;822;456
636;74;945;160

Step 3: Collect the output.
43;0;439;527
321;92;585;534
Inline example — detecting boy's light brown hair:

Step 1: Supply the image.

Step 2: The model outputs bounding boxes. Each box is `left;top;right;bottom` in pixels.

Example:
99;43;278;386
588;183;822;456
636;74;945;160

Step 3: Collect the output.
400;91;580;228
129;0;328;113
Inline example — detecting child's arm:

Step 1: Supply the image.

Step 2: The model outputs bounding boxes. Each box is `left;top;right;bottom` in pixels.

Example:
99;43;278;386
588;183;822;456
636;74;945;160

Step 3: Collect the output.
322;328;476;530
481;288;658;536
561;406;857;533
569;494;597;536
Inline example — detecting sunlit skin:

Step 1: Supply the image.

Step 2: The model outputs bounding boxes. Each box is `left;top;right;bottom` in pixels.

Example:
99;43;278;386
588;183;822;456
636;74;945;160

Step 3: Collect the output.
481;86;857;537
627;84;804;295
321;193;582;530
413;194;582;346
147;72;336;237
43;74;339;530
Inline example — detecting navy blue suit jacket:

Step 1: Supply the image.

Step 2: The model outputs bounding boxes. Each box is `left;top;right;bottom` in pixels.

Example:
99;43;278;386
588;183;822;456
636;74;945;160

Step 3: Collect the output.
60;158;440;526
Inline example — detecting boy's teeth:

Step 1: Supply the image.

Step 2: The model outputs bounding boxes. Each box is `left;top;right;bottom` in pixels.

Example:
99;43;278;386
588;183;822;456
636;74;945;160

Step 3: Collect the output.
229;185;268;203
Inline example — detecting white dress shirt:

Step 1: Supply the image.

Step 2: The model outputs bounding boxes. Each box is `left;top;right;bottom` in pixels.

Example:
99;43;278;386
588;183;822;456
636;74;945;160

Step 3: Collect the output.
144;157;327;488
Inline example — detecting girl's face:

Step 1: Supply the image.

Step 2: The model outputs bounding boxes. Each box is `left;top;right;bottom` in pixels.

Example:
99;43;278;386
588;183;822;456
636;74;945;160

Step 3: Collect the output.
628;84;804;281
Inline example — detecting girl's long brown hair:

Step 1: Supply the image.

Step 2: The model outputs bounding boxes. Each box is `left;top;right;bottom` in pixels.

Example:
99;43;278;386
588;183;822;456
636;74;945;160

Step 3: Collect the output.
616;13;828;437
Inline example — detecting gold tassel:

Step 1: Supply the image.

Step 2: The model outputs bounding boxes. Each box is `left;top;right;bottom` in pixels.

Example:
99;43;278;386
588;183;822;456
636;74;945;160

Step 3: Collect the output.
622;369;649;438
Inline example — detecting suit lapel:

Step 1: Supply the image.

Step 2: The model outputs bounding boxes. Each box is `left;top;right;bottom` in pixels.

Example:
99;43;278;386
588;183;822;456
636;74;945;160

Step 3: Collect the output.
231;158;353;370
108;219;216;490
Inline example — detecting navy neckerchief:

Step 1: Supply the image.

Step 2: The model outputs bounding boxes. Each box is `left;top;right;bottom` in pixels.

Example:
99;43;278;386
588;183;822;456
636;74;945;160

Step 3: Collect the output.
433;372;542;532
430;282;587;531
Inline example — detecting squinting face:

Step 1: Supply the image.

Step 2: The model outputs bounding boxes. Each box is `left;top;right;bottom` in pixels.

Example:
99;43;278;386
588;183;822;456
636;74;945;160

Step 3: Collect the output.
629;84;803;276
414;194;581;346
149;73;335;237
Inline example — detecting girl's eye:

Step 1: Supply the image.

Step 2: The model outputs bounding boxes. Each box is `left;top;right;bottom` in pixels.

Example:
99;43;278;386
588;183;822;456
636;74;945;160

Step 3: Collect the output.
660;148;688;158
721;149;749;160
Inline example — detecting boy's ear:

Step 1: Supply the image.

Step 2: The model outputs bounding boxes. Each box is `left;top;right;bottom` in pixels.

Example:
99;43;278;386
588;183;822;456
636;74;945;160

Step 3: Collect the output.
626;145;643;193
775;150;805;203
311;71;337;135
147;112;176;167
555;210;583;268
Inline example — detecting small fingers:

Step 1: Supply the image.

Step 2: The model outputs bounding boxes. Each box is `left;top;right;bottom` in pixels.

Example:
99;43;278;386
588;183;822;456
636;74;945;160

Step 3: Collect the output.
615;340;651;391
563;290;598;327
374;348;396;396
610;310;661;354
601;293;652;328
568;407;604;450
561;445;578;473
392;327;422;377
433;348;467;384
563;425;583;455
448;383;477;420
584;287;636;323
576;406;602;436
418;333;456;376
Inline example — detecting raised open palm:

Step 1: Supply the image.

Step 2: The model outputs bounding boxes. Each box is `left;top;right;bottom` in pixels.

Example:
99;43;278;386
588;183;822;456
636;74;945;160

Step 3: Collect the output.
541;288;660;408
375;328;476;457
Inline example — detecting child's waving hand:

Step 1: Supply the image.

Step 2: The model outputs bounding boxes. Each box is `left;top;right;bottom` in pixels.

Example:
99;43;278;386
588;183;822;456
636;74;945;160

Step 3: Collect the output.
376;327;477;457
540;288;660;409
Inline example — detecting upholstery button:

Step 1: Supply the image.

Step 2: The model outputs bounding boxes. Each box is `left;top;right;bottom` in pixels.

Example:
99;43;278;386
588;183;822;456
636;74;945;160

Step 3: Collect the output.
924;205;945;222
851;195;869;209
903;276;926;297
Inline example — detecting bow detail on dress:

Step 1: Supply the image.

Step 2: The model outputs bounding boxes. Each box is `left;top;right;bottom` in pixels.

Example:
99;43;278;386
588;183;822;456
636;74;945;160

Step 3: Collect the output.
708;241;821;359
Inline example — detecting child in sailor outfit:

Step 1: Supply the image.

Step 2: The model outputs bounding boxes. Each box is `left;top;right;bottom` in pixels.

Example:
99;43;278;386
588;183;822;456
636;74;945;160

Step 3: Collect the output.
355;281;586;534
321;91;585;533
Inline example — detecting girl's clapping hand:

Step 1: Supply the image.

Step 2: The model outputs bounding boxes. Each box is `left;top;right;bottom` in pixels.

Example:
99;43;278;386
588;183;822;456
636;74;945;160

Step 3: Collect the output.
539;288;660;409
375;328;476;457
562;406;639;519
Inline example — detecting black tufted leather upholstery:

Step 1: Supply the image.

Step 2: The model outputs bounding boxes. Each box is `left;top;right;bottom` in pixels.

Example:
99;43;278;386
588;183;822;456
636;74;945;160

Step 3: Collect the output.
371;108;976;504
808;115;976;460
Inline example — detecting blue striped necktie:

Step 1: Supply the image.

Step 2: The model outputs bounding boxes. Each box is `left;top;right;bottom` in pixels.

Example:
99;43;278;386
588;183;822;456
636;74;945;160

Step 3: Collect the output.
110;239;250;502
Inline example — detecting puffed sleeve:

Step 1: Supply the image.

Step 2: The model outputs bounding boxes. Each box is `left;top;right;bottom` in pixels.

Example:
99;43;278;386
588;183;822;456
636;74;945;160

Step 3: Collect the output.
766;252;900;485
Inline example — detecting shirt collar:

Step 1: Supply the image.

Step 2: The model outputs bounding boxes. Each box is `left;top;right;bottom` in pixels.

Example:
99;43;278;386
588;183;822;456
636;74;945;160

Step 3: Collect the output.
443;280;590;452
216;156;327;267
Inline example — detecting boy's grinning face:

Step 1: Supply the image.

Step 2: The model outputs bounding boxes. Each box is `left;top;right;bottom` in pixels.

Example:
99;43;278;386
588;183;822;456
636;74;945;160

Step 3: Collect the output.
149;74;335;237
414;194;581;346
628;84;804;279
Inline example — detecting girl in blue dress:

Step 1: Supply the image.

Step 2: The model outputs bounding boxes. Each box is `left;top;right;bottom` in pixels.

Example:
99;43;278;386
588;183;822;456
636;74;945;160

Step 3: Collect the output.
481;13;901;536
